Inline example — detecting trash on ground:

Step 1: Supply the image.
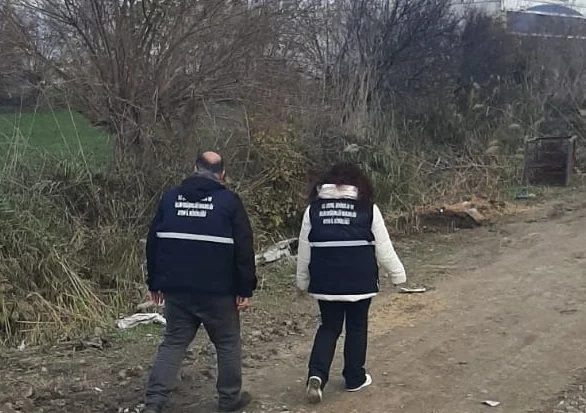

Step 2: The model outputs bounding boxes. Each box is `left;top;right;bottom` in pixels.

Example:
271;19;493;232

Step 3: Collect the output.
416;196;506;229
255;238;298;266
515;191;537;200
117;313;166;330
399;287;427;294
344;144;360;153
482;400;501;407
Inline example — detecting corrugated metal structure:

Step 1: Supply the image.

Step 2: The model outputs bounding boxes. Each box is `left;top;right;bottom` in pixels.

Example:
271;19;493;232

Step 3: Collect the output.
503;0;586;15
453;0;586;37
454;0;586;14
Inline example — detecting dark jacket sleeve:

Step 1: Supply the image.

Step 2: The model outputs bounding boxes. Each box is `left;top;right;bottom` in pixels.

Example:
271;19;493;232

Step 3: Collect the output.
146;198;165;292
232;195;257;297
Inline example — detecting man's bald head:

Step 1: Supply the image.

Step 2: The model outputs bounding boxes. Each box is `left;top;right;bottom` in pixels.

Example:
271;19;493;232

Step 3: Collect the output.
195;151;225;177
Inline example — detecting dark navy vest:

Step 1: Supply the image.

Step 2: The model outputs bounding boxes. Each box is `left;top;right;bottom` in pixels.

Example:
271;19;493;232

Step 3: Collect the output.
308;198;379;296
154;187;238;295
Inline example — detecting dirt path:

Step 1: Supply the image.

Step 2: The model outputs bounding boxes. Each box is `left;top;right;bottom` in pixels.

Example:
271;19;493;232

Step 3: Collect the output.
2;186;586;413
315;207;586;413
243;188;586;413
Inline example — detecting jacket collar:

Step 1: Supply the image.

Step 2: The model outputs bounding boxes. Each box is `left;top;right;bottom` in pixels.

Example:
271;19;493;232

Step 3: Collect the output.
318;184;359;200
193;170;223;183
179;174;226;201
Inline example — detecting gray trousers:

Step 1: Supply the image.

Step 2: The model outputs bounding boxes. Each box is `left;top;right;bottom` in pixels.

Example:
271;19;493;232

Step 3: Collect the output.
145;294;242;410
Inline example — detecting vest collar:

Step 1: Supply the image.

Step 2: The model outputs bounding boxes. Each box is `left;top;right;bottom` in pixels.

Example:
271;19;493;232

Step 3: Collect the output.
318;184;359;200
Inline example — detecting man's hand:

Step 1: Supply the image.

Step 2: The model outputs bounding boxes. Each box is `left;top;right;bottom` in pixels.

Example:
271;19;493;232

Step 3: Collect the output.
236;296;250;311
150;291;164;305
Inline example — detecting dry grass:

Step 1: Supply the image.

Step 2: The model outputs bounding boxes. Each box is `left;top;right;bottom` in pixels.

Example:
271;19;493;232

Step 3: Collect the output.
0;106;532;347
0;107;150;345
0;154;148;345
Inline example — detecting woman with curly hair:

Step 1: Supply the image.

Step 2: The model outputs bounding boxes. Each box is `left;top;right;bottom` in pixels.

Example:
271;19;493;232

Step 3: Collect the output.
296;162;407;404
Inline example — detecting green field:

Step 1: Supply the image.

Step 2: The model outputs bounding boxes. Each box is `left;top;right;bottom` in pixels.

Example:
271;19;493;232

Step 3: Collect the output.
0;109;111;168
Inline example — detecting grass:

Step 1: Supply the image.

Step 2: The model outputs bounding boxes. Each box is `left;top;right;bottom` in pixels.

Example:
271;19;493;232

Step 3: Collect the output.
0;108;112;169
0;108;140;346
0;153;148;345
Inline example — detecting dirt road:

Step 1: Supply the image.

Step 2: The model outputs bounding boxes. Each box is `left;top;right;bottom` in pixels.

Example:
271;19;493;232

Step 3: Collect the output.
2;186;586;413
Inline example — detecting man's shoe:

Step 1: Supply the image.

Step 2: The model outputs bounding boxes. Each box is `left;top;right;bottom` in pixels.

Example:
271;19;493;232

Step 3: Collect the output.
218;391;252;412
307;376;323;404
345;373;372;392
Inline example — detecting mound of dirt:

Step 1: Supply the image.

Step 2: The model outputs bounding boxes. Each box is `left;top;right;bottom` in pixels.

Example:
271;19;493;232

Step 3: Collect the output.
415;195;507;229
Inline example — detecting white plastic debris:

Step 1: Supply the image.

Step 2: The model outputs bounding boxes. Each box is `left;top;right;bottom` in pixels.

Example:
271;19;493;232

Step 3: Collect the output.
343;144;360;153
255;239;298;265
116;313;167;330
399;287;427;294
482;400;501;407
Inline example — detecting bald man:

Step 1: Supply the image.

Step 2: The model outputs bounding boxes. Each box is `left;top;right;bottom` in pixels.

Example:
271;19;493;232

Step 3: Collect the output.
144;152;257;413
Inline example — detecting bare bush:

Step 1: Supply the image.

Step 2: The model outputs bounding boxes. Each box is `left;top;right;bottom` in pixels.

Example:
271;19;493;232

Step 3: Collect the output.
300;0;459;134
0;3;43;107
18;0;277;162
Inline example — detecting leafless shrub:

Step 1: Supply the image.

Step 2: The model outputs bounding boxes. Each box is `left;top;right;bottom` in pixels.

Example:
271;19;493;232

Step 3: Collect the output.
14;1;276;163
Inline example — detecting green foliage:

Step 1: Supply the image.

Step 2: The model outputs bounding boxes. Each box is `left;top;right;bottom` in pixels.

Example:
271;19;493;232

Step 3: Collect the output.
0;109;112;169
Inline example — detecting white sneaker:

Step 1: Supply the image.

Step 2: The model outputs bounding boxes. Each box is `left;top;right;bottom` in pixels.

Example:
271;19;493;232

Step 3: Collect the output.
307;376;323;404
346;373;372;392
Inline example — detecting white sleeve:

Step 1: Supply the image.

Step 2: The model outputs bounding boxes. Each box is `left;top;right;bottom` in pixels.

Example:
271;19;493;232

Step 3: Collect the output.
296;206;312;291
372;204;406;285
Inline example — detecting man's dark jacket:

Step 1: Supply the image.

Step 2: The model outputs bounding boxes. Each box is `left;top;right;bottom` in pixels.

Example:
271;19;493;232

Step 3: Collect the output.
146;174;257;297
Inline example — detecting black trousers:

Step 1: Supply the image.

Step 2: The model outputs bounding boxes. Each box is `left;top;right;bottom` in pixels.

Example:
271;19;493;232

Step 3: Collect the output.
145;294;242;410
308;298;371;389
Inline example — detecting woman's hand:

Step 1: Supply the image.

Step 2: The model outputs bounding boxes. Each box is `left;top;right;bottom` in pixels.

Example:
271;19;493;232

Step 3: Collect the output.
236;296;250;311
